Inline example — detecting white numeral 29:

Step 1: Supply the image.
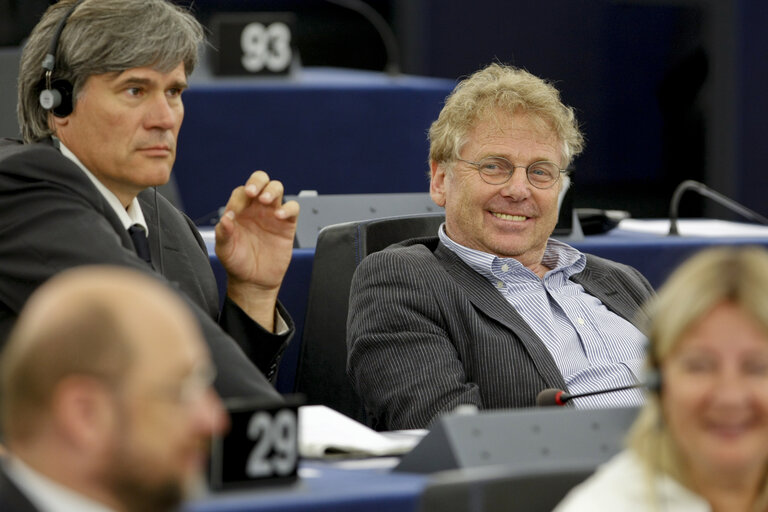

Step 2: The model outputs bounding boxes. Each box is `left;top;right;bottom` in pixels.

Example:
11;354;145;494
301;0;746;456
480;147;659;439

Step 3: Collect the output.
246;410;298;477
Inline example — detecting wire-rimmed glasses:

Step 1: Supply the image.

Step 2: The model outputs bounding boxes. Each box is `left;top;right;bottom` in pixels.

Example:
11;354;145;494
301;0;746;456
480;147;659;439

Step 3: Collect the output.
457;156;567;189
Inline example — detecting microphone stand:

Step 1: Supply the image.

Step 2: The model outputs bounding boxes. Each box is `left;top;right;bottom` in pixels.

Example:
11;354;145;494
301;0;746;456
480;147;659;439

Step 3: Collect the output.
537;383;646;407
668;180;768;236
325;0;401;76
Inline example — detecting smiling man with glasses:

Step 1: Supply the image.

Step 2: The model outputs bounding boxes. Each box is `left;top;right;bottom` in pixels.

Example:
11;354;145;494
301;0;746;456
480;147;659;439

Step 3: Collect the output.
347;63;655;431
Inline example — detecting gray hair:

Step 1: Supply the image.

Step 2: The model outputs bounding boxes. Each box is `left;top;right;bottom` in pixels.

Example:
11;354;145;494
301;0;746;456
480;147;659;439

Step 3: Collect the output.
18;0;205;142
429;63;585;169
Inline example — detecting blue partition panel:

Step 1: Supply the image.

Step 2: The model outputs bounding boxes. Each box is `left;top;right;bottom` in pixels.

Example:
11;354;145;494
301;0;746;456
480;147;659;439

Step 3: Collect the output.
175;68;455;220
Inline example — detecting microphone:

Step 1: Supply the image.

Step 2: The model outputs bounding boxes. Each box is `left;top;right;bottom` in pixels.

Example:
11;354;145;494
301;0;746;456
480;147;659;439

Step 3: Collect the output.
668;180;768;235
536;383;646;407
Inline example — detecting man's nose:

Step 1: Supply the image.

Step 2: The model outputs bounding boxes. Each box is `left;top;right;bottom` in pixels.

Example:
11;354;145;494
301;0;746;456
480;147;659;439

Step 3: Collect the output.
145;94;179;131
498;166;532;200
194;388;230;437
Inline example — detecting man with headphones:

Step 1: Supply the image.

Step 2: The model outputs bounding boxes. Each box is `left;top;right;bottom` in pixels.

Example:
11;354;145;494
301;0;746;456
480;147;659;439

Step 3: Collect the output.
0;0;299;401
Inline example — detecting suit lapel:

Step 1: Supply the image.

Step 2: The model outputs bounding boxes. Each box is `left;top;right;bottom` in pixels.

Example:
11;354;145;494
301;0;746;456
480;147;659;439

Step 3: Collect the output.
571;257;650;329
0;464;42;512
43;139;135;256
433;243;568;390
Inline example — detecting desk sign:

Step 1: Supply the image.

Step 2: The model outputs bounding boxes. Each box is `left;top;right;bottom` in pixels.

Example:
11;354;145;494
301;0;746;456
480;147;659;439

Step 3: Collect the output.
208;396;302;490
210;12;297;76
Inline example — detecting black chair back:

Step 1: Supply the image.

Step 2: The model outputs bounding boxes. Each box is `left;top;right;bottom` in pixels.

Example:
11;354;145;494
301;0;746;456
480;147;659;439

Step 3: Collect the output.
294;213;445;424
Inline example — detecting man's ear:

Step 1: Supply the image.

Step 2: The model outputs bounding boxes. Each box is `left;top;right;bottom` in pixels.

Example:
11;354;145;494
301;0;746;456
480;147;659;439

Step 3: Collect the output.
429;160;447;207
48;112;69;135
51;376;116;450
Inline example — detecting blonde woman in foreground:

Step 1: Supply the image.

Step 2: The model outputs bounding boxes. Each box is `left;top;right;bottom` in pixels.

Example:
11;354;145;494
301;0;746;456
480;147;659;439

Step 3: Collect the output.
556;246;768;512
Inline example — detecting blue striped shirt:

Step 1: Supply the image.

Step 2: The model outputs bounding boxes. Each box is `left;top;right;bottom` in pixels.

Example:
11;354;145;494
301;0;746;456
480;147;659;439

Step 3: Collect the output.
438;225;646;409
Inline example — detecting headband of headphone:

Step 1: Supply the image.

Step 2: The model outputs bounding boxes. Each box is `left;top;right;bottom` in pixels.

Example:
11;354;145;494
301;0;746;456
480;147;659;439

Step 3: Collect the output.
39;0;86;117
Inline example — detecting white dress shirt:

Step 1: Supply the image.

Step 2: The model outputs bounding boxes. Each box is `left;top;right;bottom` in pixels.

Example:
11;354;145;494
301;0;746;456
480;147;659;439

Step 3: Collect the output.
57;140;148;235
439;224;647;408
4;457;115;512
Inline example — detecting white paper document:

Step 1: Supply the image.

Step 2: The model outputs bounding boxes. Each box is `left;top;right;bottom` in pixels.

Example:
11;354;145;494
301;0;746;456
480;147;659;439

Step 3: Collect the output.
619;218;768;237
298;405;426;458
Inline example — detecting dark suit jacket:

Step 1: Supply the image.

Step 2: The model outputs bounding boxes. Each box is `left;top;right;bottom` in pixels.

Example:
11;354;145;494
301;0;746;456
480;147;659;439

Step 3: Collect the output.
347;237;655;430
0;464;38;512
0;138;292;400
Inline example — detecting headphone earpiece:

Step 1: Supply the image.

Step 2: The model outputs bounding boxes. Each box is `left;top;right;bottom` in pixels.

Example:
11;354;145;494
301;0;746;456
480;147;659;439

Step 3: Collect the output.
645;367;662;394
40;78;74;117
39;0;84;118
645;336;663;395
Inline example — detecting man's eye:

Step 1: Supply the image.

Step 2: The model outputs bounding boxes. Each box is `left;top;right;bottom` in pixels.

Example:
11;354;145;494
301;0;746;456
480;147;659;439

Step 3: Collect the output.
481;160;508;172
126;87;142;96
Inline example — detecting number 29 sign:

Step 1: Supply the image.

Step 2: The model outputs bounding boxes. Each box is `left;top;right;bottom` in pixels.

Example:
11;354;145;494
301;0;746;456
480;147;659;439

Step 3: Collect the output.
210;13;297;76
208;397;302;489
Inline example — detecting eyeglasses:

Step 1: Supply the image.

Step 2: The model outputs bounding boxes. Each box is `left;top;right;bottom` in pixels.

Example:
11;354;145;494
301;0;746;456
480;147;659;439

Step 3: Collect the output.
457;156;567;189
151;363;218;406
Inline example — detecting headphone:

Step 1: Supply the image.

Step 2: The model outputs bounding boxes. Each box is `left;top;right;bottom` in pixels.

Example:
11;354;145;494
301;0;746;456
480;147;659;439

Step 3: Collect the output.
645;336;663;395
39;0;86;118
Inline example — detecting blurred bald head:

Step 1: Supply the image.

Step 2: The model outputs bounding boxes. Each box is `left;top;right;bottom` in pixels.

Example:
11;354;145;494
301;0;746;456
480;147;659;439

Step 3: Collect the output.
1;266;201;441
0;266;226;511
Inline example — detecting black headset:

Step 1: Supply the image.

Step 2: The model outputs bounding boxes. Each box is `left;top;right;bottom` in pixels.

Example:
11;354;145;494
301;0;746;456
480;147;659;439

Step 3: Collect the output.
39;0;86;118
645;337;663;395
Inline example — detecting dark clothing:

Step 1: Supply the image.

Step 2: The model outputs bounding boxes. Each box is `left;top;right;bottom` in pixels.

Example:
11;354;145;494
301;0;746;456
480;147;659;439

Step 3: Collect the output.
347;237;654;430
0;138;292;400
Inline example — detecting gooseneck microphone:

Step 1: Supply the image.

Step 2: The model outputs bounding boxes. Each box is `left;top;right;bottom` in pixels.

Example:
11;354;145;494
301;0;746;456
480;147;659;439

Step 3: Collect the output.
326;0;401;75
536;383;646;407
668;180;768;236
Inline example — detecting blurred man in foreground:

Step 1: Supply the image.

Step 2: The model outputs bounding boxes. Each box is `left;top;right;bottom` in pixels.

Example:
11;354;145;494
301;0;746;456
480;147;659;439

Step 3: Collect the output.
0;266;228;511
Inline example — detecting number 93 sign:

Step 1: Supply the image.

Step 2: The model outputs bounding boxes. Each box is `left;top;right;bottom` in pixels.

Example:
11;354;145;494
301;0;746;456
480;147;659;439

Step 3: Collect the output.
208;396;302;489
211;13;297;76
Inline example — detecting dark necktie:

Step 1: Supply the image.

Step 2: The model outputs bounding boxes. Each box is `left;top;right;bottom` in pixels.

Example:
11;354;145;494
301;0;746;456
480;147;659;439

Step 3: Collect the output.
128;224;152;267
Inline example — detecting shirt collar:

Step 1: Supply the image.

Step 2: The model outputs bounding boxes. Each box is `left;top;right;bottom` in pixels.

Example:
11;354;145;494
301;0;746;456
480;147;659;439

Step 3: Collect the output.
4;456;116;512
56;139;148;235
438;223;586;278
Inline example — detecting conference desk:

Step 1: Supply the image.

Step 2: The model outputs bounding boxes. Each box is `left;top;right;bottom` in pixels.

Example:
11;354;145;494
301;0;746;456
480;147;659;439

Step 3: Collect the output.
189;220;768;512
200;218;768;394
175;68;456;221
184;405;635;512
186;459;427;512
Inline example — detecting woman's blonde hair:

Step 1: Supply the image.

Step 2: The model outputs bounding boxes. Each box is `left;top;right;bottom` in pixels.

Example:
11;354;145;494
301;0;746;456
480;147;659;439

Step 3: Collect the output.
628;246;768;510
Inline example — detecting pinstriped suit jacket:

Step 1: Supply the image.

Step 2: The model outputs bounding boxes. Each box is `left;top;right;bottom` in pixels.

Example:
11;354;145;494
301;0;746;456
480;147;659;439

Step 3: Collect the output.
347;236;655;431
